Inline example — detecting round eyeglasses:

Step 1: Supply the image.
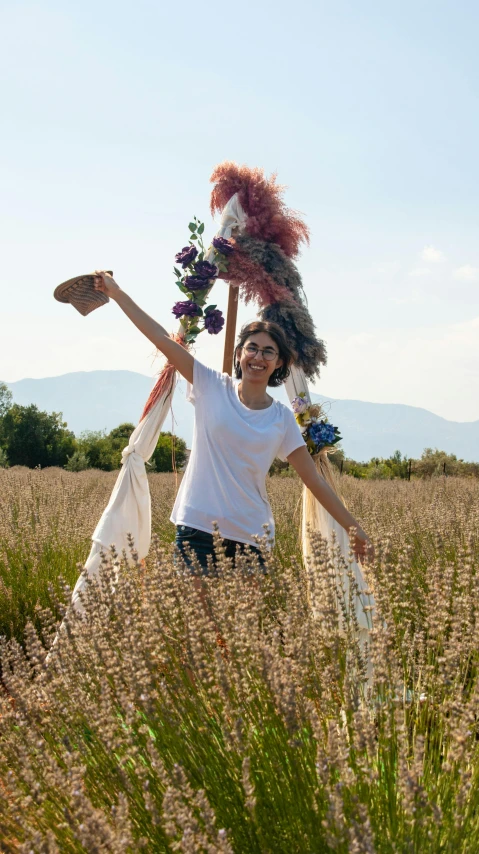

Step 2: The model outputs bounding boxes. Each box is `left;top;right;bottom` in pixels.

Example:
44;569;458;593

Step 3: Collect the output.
243;344;278;361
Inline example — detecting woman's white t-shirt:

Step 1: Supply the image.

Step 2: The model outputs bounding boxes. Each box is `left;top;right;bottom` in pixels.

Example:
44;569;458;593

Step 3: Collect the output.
170;360;305;547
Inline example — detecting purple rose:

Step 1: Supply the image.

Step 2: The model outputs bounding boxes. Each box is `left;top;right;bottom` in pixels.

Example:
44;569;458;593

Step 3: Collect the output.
183;261;218;290
193;260;218;280
212;236;234;256
184;276;209;291
175;245;198;269
172;300;199;319
204;308;224;335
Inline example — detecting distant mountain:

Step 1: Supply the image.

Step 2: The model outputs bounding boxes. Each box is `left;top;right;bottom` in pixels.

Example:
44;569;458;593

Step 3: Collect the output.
5;370;479;462
4;371;195;450
5;371;155;435
309;395;479;462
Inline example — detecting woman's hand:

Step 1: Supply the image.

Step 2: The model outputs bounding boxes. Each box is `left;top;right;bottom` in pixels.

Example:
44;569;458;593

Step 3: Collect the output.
94;270;121;300
352;527;374;564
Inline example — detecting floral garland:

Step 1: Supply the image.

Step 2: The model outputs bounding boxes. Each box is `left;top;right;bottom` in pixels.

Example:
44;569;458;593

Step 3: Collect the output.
172;217;234;345
292;393;342;456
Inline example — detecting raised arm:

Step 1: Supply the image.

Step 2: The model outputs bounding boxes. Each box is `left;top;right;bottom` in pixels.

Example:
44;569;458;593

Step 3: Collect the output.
94;271;194;384
287;444;373;561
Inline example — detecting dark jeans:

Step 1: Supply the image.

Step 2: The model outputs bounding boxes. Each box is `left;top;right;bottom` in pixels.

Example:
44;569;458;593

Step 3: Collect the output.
175;525;266;576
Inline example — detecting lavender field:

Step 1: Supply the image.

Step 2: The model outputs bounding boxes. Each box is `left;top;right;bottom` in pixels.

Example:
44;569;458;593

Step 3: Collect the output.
0;468;478;852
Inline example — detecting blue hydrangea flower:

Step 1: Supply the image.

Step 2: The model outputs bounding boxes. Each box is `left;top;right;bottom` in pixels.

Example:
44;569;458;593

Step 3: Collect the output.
308;420;339;450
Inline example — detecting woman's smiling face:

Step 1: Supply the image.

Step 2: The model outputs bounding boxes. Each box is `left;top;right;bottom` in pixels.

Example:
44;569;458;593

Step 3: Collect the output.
236;332;283;385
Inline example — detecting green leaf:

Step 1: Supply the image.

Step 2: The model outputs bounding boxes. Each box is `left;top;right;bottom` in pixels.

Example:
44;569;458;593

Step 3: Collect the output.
173;267;182;277
190;234;198;240
177;284;189;295
188;325;201;334
204;304;217;313
197;223;204;234
188;222;197;232
196;307;203;316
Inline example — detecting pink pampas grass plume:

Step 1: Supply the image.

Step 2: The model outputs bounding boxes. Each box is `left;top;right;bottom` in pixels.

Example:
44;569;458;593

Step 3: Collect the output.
210;162;309;259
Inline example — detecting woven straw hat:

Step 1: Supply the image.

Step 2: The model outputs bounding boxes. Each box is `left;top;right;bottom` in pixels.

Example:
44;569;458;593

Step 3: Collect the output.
54;271;113;316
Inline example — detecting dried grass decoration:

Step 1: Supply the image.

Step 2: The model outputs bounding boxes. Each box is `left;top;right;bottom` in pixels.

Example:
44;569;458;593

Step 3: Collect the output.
210;161;327;380
54;271;113;316
172;160;328;379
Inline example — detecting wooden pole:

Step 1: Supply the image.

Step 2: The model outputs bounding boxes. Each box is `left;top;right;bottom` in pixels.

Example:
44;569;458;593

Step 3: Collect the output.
222;285;239;375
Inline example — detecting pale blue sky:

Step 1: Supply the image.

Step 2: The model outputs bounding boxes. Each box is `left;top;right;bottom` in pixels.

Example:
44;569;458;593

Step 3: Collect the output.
1;0;478;419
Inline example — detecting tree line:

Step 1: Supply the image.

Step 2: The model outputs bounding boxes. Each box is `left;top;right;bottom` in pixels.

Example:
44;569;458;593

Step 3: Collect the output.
0;383;187;472
270;447;479;479
1;383;477;477
329;448;479;479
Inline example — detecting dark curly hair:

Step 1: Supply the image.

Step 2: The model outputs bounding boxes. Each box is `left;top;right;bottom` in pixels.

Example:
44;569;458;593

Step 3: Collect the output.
234;320;294;388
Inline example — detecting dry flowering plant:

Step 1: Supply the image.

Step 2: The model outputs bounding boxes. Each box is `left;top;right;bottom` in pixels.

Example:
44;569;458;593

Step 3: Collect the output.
0;469;478;851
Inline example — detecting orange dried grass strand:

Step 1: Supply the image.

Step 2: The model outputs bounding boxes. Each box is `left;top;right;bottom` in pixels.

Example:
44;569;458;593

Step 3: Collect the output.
140;334;188;421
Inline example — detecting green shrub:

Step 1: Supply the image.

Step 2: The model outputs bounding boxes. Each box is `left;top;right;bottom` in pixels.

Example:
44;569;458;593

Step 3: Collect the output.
65;450;90;472
76;423;137;471
1;404;75;468
364;461;394;480
151;431;188;472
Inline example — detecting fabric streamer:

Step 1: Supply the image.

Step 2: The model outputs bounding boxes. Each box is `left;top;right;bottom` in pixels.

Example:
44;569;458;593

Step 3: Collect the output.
70;369;179;613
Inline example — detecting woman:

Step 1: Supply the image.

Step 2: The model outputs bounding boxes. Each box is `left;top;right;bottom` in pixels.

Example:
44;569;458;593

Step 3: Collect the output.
94;271;372;572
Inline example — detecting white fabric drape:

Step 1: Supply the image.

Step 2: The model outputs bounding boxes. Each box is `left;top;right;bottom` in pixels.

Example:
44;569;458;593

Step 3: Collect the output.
207;193;247;246
70;373;179;611
284;365;375;640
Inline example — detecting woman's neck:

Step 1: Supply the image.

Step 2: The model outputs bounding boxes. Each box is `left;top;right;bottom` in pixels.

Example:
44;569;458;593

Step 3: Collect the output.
237;379;272;409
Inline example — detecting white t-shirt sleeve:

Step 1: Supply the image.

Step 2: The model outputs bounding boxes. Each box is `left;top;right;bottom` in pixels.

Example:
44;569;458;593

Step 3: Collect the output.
186;359;224;405
277;408;305;461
